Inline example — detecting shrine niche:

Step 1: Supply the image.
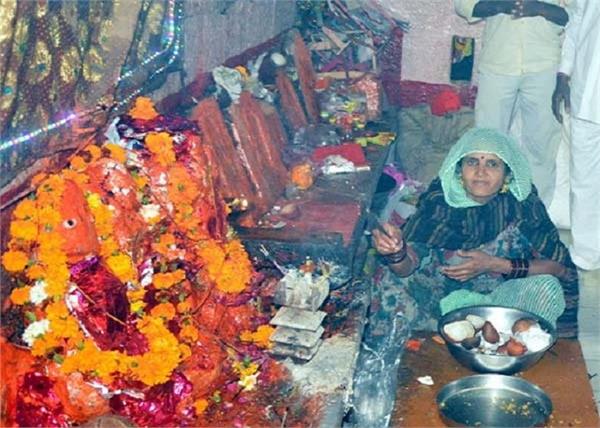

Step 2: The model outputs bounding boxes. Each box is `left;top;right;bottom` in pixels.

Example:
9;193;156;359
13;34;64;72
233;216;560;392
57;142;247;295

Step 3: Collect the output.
0;98;315;428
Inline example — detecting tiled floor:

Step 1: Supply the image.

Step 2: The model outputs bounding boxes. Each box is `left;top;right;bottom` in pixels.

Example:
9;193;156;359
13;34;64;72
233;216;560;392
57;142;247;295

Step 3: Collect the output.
559;230;600;413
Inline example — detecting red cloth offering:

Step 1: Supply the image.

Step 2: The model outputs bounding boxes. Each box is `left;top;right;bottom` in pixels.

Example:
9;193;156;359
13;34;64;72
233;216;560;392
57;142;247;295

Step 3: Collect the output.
311;143;367;166
430;89;462;116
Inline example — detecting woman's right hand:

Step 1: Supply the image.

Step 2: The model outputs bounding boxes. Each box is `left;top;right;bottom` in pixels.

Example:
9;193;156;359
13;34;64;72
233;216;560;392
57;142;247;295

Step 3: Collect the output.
372;223;404;256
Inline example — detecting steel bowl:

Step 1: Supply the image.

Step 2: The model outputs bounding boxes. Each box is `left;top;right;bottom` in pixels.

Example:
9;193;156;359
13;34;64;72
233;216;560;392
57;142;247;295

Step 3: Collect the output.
437;374;552;427
438;306;557;374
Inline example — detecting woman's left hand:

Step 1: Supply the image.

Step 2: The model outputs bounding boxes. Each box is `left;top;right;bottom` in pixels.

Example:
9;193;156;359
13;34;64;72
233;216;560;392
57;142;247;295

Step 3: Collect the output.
440;249;496;282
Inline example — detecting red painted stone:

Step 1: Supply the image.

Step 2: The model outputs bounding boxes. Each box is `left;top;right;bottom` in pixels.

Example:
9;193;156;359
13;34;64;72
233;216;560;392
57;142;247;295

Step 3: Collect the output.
191;98;254;203
230;92;288;225
292;30;320;123
260;101;288;152
276;69;308;132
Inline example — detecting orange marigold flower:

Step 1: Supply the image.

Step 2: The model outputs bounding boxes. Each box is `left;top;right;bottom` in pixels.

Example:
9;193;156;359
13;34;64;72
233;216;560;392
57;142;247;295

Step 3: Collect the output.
26;264;46;281
9;286;31;305
193;399;209;415
240;325;275;349
127;287;147;302
13;199;36;220
36;206;62;228
61;169;89;186
31;332;61;356
129;97;159;121
146;132;176;166
31;173;47;186
153;270;186;289
2;250;29;272
104;143;127;163
70;156;87;171
150;302;176;320
84;145;102;162
176;298;192;313
179;324;199;343
10;220;38;241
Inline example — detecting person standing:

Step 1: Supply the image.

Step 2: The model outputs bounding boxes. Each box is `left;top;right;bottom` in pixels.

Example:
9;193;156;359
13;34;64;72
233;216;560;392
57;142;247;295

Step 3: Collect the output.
552;0;600;271
454;0;569;206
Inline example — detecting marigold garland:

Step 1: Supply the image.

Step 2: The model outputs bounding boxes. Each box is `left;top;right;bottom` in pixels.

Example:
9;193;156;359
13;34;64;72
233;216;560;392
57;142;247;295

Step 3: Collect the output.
128;96;159;121
1;97;269;418
2;250;29;272
239;325;275;349
146;132;176;167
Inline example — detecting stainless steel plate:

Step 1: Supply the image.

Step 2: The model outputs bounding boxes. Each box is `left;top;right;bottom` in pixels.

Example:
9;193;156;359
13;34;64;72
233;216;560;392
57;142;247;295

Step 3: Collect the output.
437;374;552;427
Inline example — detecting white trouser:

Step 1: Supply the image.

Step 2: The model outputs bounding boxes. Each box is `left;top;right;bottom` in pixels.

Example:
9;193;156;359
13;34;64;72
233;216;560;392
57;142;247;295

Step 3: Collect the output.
569;116;600;270
475;69;561;206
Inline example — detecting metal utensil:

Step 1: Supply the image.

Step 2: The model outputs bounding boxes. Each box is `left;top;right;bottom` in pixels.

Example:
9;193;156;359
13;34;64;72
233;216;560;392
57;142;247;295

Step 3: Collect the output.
437;374;552;427
438;306;557;374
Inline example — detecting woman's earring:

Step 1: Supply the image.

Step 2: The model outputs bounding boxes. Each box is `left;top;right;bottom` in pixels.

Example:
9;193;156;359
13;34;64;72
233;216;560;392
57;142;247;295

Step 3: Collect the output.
500;178;510;193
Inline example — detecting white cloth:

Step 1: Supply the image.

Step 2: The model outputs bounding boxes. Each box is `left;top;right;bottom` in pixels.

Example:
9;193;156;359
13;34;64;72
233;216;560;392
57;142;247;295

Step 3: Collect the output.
475;69;561;206
569;117;600;270
559;0;600;124
559;0;600;270
547;116;572;229
454;0;565;75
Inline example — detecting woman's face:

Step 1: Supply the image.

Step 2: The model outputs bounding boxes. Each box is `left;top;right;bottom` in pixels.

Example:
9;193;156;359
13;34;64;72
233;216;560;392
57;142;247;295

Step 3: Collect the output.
460;152;507;203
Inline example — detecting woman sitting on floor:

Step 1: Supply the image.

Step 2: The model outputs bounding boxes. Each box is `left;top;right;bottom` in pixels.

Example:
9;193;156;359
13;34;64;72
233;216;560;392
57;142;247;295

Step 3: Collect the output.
372;127;578;338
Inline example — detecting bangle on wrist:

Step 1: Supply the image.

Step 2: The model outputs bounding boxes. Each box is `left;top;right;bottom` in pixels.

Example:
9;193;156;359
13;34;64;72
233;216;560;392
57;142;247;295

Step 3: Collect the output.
502;258;530;279
382;243;408;265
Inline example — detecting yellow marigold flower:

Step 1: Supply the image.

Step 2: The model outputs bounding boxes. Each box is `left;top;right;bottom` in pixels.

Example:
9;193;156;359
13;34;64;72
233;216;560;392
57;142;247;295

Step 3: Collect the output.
127;287;147;301
100;237;120;259
85;144;102;162
233;360;259;377
70;156;87;171
105;143;127;164
132;174;149;189
9;286;31;305
45;277;68;298
179;324;199;343
10;220;38;241
13;199;36;220
146;132;175;166
176;298;192;313
153;270;186;289
150;302;176;320
31;332;60;356
130;300;146;313
86;193;103;209
45;300;69;319
129;97;159;121
193;399;209;415
106;253;137;283
2;250;29;272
